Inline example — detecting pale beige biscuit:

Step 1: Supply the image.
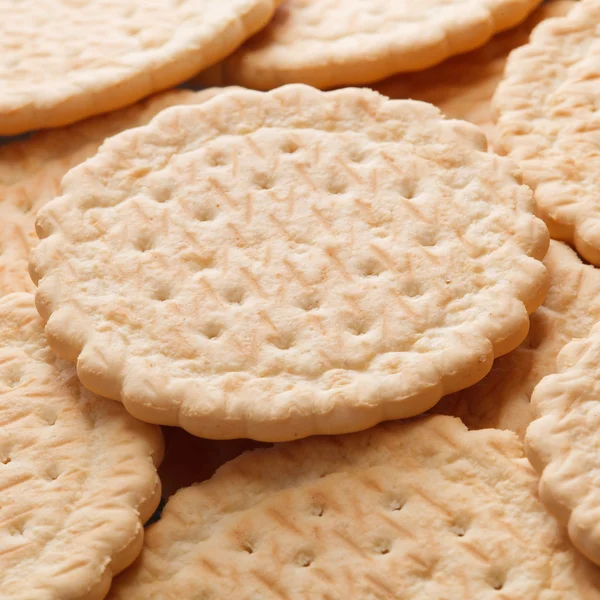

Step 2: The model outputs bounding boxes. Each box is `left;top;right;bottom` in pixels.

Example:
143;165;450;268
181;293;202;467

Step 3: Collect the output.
0;0;278;135
195;0;544;90
0;88;235;296
493;0;600;265
159;428;267;499
30;85;549;441
434;241;600;439
373;1;576;151
0;293;163;600
527;322;600;566
108;416;600;599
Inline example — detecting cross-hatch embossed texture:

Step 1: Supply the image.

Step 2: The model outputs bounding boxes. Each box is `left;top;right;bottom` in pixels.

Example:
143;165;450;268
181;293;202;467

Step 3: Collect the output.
493;0;600;265
30;86;549;442
373;1;576;152
108;416;600;599
196;0;544;89
0;88;232;297
0;0;279;134
527;321;600;567
434;240;600;439
0;293;163;600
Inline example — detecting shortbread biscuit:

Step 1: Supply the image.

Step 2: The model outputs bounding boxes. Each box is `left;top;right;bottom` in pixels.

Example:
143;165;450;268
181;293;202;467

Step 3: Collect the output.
0;88;233;296
527;323;600;566
159;428;266;499
493;0;600;265
434;241;600;439
0;293;163;600
30;86;549;441
0;0;278;134
108;416;600;599
374;1;575;150
195;0;544;90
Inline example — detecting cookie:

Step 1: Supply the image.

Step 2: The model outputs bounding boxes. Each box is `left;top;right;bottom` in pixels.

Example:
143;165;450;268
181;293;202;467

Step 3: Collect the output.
373;1;575;150
0;0;278;134
527;322;600;566
434;241;600;439
195;0;544;90
493;0;600;265
0;88;234;296
108;416;600;599
0;293;163;600
30;85;549;441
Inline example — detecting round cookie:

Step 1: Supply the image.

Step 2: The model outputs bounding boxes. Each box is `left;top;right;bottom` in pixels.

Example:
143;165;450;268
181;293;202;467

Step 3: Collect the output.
195;0;545;89
108;416;600;599
30;85;549;441
0;293;163;600
493;0;600;265
0;0;279;134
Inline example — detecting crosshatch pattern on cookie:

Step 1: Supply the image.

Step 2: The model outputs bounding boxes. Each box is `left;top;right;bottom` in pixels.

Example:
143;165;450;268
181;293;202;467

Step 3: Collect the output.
31;86;549;441
0;293;163;600
108;416;600;599
493;0;600;265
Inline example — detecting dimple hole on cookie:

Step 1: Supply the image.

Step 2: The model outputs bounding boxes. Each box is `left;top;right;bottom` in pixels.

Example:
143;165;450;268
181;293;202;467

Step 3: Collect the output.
327;176;348;195
282;139;299;154
208;151;228;168
297;294;320;311
195;205;216;222
203;322;223;340
1;454;11;465
389;498;405;512
349;319;370;336
42;410;58;426
269;332;295;350
224;287;245;305
450;515;470;538
419;231;438;247
295;551;314;568
349;148;366;163
153;286;172;302
359;257;385;277
152;185;171;204
46;464;60;482
373;539;392;555
401;181;417;200
487;568;507;591
404;280;422;298
254;172;274;190
134;234;154;252
10;521;25;536
241;542;254;555
311;504;325;517
189;254;215;272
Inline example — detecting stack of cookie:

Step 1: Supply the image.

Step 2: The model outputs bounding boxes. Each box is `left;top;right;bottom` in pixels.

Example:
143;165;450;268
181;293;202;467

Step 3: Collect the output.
2;1;600;598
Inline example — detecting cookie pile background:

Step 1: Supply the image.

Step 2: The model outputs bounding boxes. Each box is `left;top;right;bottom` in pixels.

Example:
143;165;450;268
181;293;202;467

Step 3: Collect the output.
2;1;600;598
